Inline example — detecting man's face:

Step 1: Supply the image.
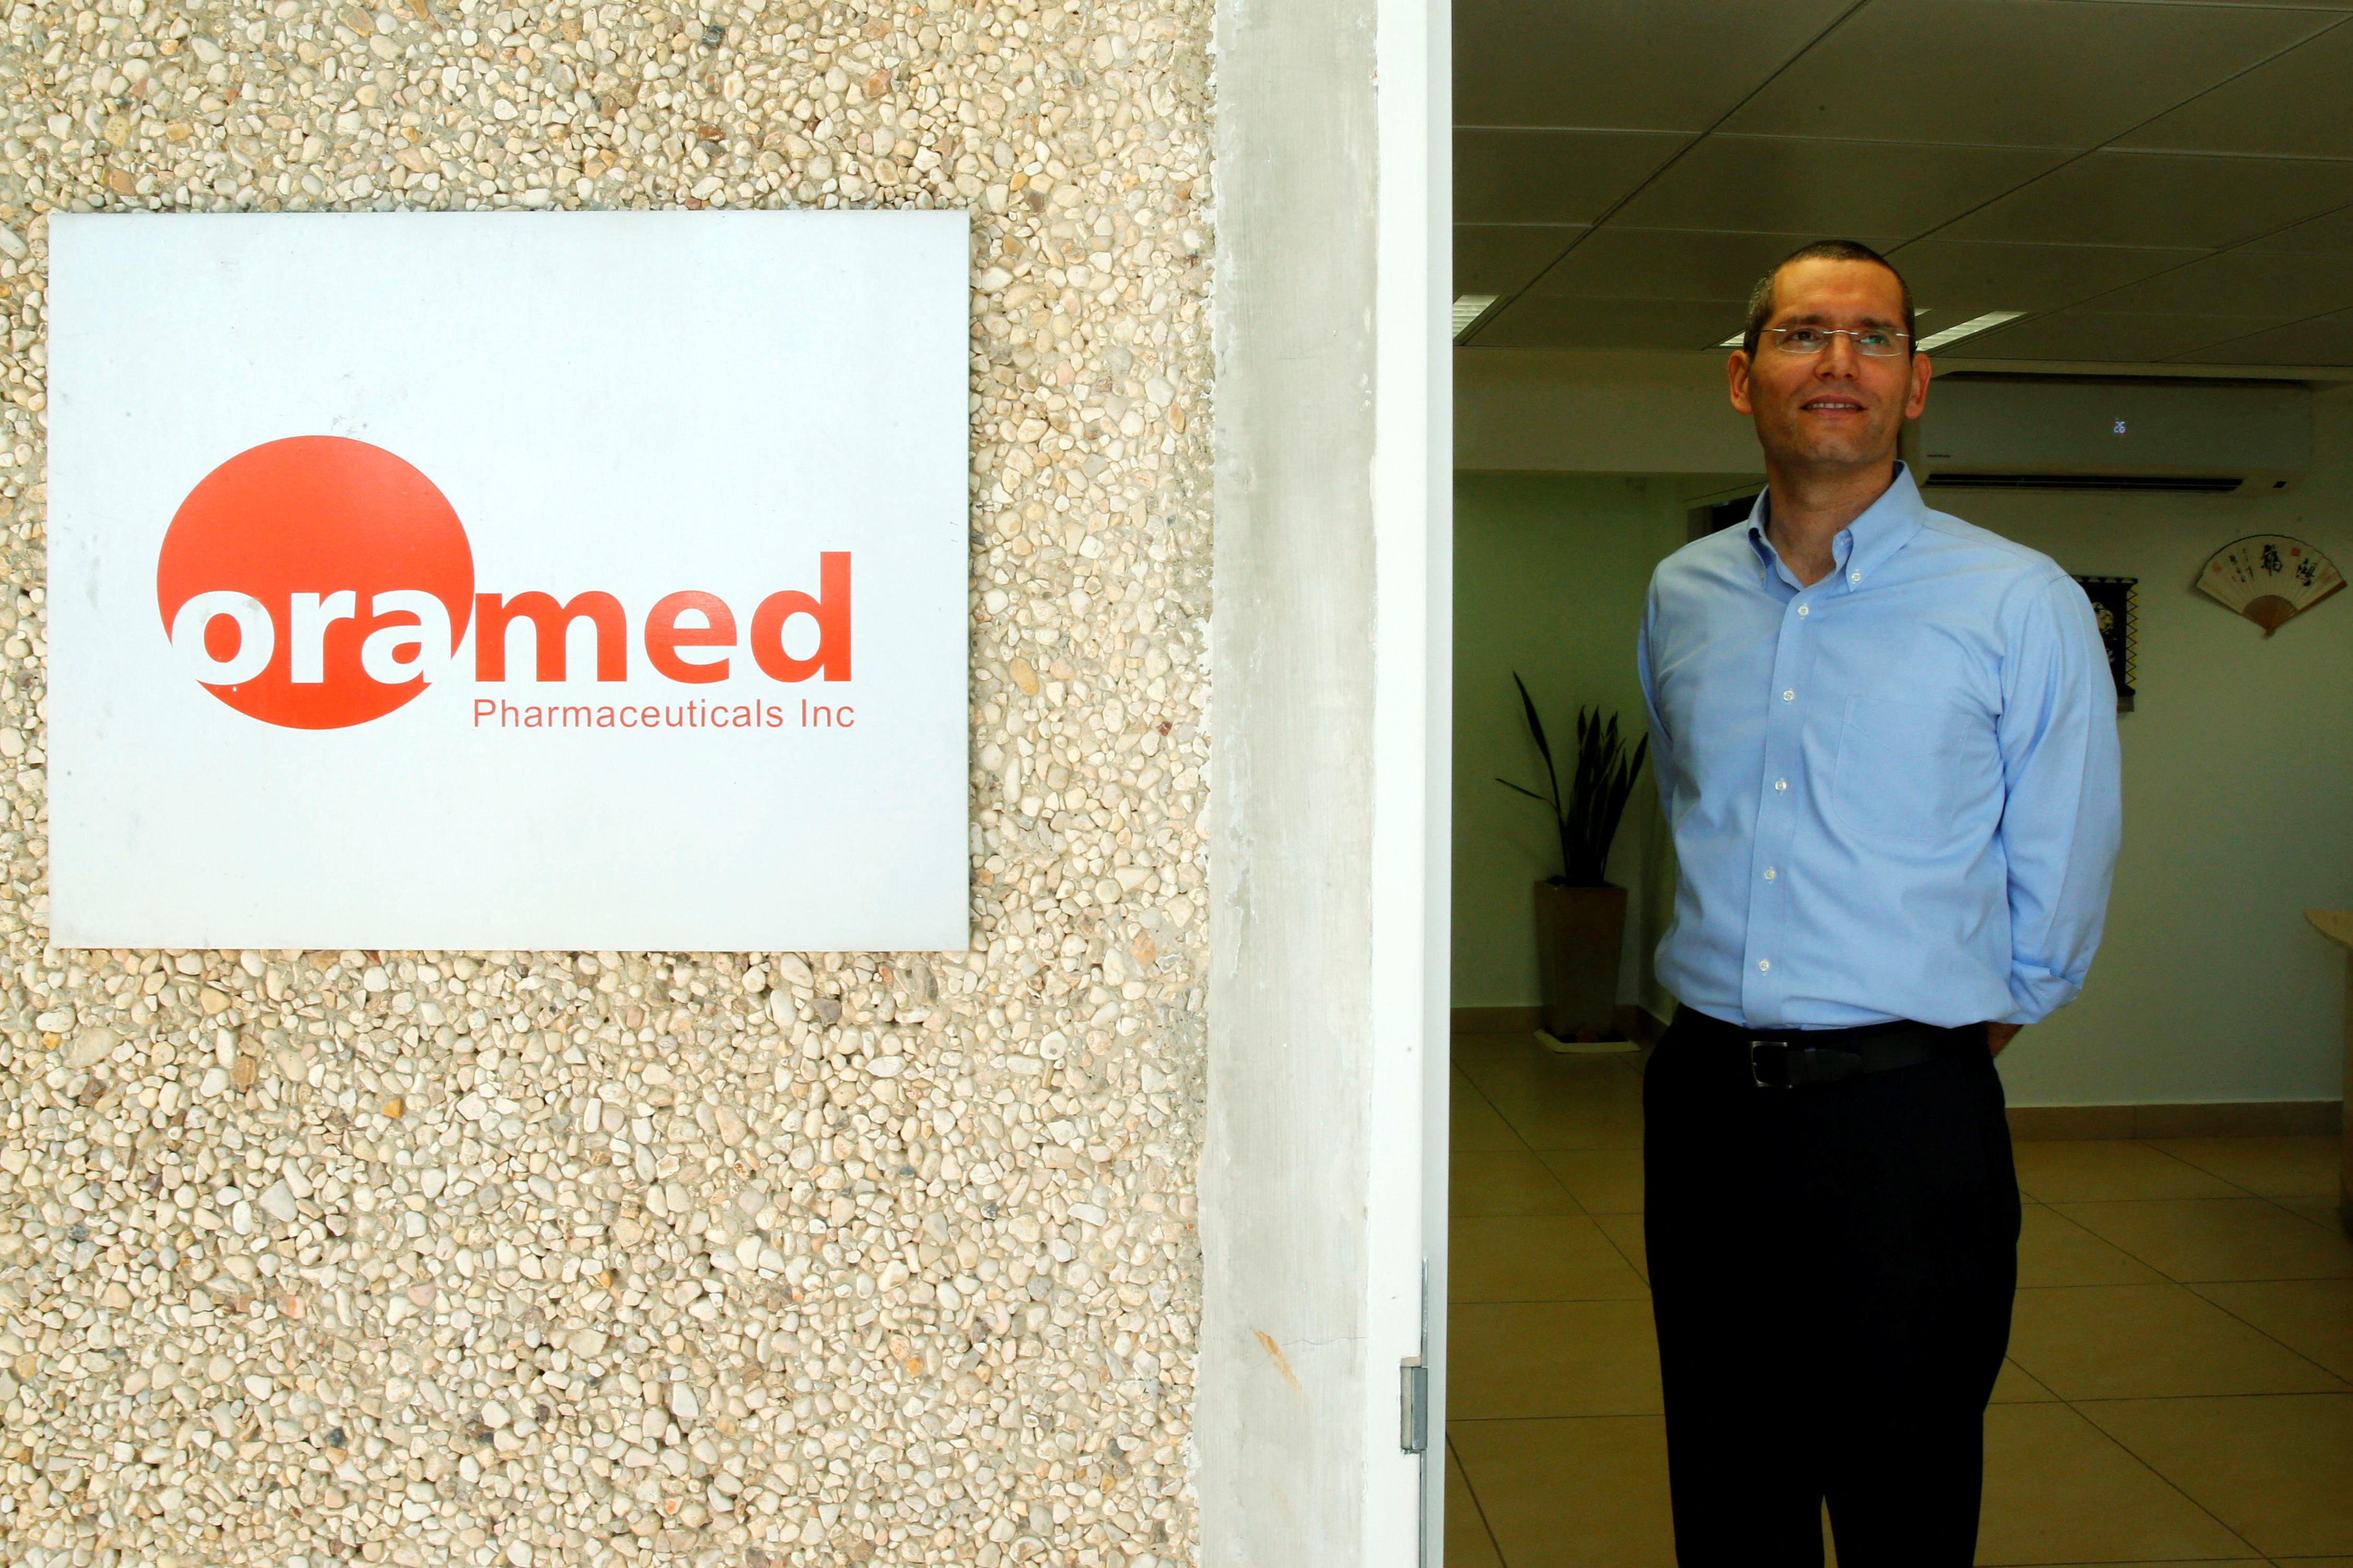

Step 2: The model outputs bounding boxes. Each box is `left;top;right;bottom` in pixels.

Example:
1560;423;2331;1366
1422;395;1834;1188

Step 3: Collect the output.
1729;258;1932;476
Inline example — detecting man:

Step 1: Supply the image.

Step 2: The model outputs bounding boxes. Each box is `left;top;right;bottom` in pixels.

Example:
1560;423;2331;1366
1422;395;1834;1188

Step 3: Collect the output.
1635;239;2121;1566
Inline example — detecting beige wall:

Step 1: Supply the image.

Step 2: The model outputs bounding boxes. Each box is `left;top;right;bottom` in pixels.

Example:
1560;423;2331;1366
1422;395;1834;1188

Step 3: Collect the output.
1;3;1214;1566
1453;361;2353;1109
1451;472;1685;1023
1456;349;1759;475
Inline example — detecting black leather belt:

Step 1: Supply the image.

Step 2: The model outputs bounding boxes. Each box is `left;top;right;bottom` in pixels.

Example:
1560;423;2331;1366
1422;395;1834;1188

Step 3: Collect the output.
1675;1009;1987;1090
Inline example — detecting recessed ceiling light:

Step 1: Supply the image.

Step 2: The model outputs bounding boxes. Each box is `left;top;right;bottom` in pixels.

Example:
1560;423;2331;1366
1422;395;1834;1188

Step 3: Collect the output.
1453;295;1498;337
1915;311;2025;352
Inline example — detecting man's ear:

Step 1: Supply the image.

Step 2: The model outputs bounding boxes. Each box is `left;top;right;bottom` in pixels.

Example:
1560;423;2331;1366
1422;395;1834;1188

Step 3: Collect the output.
1905;352;1933;421
1728;350;1753;416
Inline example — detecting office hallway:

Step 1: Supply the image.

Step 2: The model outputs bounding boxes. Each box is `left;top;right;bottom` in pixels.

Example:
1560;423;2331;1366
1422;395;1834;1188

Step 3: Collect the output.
1444;1029;2353;1567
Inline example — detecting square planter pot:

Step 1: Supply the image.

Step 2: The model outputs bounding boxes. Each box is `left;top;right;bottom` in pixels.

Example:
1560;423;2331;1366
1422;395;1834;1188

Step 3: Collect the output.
1534;880;1629;1042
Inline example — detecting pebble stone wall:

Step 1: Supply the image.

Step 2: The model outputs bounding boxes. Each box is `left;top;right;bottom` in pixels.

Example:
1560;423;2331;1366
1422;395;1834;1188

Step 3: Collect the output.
0;1;1217;1565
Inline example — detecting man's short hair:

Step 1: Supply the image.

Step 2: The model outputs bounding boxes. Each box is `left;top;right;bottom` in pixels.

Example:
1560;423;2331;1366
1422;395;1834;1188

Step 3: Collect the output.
1742;240;1917;358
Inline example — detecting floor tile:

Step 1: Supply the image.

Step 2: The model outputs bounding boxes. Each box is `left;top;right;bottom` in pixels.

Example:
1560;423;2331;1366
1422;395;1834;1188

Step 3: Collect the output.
1452;1150;1584;1217
1472;1079;1646;1153
2145;1137;2341;1201
2013;1140;2244;1203
1444;1440;1505;1568
2017;1202;2170;1288
1592;1211;1648;1282
2007;1284;2347;1400
1454;1031;1645;1086
1454;1071;1530;1154
1447;1299;1662;1419
1456;1042;1648;1152
1990;1356;2062;1404
1976;1402;2254;1564
2192;1279;2353;1382
2054;1199;2353;1283
1449;1416;1676;1568
1449;1215;1651;1304
2082;1394;2353;1558
1536;1148;1646;1214
2277;1195;2348;1231
1444;1048;2346;1568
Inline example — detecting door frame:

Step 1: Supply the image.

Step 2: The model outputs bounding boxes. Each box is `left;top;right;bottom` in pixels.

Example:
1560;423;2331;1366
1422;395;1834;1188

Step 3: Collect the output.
1197;0;1448;1558
1372;0;1454;1556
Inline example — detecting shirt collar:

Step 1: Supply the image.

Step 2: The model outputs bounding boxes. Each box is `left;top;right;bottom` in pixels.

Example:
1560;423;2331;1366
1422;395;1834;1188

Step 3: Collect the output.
1743;461;1929;590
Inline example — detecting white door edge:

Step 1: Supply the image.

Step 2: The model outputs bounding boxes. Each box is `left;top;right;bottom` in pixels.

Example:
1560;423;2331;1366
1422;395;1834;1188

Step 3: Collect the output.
1368;0;1450;1558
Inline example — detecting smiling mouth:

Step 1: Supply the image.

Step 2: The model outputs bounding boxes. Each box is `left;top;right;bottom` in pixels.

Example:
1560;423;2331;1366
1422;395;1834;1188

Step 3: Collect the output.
1800;398;1867;414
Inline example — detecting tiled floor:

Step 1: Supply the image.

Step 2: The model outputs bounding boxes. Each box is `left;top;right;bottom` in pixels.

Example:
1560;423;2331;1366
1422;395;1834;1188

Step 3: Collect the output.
1445;1030;2353;1567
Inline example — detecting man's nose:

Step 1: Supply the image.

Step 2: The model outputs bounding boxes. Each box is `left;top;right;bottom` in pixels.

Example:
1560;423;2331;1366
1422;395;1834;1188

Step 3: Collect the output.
1816;334;1862;375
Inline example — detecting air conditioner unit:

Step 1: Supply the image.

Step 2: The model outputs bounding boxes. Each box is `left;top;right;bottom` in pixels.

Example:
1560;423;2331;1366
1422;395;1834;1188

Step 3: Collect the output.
1912;374;2310;495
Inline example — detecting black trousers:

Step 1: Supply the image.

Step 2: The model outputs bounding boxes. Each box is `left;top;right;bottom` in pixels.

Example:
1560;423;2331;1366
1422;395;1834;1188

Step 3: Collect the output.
1643;1007;2021;1567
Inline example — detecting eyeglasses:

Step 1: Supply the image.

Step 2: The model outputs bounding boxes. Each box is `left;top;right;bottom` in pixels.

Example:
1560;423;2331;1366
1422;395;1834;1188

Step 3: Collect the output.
1761;325;1910;358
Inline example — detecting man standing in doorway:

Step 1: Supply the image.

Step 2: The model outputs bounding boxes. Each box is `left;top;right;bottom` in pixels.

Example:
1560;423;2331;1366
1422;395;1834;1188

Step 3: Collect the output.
1636;240;2121;1565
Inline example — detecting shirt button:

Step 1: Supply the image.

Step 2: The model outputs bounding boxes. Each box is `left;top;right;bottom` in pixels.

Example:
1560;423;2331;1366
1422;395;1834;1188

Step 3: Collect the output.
1757;959;1772;973
1763;867;1777;880
1774;779;1788;792
1781;689;1795;701
1797;605;1810;618
1849;570;1861;583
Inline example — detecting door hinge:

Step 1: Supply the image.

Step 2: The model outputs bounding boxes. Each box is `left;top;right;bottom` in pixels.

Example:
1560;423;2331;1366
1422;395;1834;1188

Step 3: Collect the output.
1399;1359;1429;1454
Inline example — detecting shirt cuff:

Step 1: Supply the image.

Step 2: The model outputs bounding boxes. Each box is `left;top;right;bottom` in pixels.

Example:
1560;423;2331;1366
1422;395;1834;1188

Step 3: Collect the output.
2005;962;2083;1027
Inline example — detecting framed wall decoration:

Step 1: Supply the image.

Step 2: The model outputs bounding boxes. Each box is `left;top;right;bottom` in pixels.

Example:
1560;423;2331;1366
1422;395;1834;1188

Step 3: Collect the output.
2196;534;2345;637
2073;575;2138;714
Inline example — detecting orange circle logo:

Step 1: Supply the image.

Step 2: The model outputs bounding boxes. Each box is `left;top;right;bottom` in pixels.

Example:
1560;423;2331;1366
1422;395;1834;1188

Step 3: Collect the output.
155;437;475;729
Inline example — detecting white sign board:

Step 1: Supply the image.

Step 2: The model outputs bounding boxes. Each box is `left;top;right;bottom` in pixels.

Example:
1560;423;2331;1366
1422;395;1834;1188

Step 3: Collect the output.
48;212;971;952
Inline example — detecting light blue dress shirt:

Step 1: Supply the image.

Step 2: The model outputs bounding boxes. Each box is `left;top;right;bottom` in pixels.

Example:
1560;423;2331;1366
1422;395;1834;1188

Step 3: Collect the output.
1637;464;2121;1031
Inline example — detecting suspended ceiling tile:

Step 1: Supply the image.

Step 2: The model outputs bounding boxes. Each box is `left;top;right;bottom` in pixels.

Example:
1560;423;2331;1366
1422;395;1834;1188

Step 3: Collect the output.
1938;308;2299;361
1456;128;1692;225
1611;136;2073;238
1721;0;2325;149
2173;309;2353;364
2086;247;2353;316
1940;150;2353;249
1455;225;1585;297
2119;23;2353;159
1889;239;2211;314
1470;295;1750;352
1526;226;1905;302
2244;204;2353;254
1454;0;1854;131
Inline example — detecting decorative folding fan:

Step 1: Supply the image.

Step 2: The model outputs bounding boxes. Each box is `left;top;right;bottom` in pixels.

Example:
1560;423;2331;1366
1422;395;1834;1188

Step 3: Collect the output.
2196;535;2344;636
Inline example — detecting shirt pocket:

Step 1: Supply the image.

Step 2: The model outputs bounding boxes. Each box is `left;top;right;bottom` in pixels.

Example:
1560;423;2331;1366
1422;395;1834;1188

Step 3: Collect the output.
1828;695;1991;843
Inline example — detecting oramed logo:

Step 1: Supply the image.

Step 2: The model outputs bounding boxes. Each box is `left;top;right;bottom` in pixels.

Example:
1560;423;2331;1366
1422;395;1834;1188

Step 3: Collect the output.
156;436;850;731
156;436;475;729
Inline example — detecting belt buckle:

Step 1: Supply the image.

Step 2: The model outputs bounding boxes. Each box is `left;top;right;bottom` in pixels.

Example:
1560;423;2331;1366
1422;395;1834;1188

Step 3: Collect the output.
1749;1038;1791;1089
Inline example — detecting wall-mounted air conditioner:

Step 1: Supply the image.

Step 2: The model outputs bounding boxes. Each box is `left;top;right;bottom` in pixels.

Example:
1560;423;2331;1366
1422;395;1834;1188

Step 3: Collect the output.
1912;374;2310;495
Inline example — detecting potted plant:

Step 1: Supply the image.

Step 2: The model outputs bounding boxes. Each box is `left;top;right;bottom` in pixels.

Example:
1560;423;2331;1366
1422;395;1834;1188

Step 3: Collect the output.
1496;674;1648;1049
